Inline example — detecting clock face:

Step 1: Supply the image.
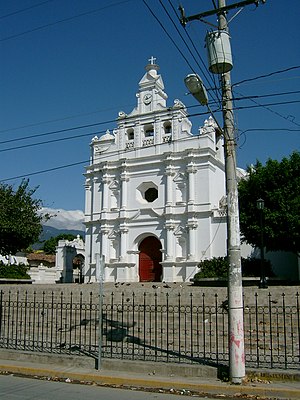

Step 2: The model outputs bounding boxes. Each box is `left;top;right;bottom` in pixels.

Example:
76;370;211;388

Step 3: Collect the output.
143;93;152;105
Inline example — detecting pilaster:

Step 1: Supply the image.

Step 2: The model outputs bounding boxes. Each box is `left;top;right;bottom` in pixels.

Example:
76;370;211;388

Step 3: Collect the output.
164;220;175;261
187;218;198;261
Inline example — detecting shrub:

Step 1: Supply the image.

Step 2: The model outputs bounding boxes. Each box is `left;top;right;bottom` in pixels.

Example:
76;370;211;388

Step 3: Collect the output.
193;256;273;281
194;257;228;280
0;262;31;279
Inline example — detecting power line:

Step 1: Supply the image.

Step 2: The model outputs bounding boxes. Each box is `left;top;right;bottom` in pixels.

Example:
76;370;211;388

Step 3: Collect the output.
0;129;105;153
162;0;220;104
241;128;300;133
0;0;54;20
1;96;299;153
233;89;300;127
234;99;300;110
0;160;90;182
0;0;132;42
237;127;300;150
0;105;134;134
2;87;298;141
0;100;212;145
0;108;214;153
232;90;300;101
142;1;195;72
2;119;299;183
1;126;216;182
0;120;116;145
233;65;300;87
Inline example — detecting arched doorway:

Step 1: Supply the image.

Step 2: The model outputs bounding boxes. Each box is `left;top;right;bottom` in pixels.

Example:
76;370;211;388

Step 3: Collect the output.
139;237;162;282
73;254;85;283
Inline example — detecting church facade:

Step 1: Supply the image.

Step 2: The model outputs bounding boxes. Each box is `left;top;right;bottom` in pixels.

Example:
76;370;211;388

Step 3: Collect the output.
84;59;227;283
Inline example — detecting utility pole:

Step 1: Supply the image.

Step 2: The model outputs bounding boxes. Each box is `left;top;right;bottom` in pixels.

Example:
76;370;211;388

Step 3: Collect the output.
218;0;245;384
181;0;266;384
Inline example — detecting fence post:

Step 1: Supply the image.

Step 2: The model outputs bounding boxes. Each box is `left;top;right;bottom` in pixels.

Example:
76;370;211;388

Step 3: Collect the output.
96;253;104;370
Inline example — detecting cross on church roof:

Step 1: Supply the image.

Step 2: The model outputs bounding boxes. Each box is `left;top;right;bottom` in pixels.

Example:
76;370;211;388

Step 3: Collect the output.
148;56;157;65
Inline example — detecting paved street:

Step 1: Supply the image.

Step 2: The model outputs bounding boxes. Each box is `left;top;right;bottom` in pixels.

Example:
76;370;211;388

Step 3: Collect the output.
0;375;217;400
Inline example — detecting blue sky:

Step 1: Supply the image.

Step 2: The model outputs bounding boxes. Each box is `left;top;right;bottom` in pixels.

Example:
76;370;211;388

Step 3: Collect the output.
1;0;299;213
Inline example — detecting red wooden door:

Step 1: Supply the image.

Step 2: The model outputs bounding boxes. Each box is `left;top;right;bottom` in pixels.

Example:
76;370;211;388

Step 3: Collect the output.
139;237;162;282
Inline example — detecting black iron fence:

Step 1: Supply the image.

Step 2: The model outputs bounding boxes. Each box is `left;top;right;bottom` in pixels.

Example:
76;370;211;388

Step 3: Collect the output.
0;289;299;370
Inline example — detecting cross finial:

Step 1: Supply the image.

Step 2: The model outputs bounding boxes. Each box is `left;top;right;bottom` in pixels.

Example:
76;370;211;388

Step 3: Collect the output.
148;56;157;65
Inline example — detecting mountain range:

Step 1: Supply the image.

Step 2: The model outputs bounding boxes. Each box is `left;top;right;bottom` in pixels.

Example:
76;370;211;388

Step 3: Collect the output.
32;208;85;249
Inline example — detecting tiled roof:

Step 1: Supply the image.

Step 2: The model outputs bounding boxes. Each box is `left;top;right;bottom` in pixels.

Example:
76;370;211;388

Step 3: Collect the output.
26;253;55;263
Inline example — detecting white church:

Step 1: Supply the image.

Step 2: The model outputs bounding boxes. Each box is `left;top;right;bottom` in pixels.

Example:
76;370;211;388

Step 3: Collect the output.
83;58;228;283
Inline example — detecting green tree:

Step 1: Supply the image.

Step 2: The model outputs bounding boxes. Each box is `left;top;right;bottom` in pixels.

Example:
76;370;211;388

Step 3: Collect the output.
238;152;300;255
43;234;79;254
0;179;48;255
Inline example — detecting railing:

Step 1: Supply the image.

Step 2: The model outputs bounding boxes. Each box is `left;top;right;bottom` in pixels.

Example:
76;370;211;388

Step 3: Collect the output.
0;290;299;369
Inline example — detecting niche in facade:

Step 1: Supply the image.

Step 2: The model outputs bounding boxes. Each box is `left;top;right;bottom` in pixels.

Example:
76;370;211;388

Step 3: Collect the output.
109;180;120;210
174;173;187;204
137;182;158;203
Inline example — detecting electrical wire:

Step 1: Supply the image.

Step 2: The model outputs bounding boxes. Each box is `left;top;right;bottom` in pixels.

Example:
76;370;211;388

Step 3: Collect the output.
142;0;195;72
234;99;300;110
2;118;299;183
0;120;116;145
0;113;223;181
0;0;54;20
233;89;300;127
232;90;300;101
241;128;300;133
0;100;200;143
237;127;300;150
0;105;135;134
0;160;90;182
0;107;216;153
0;0;132;42
0;129;105;153
1;92;299;151
164;0;220;104
2;87;297;142
232;65;300;87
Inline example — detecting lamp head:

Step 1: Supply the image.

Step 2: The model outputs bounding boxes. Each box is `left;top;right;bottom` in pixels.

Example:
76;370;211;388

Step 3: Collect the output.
256;198;264;210
184;74;208;106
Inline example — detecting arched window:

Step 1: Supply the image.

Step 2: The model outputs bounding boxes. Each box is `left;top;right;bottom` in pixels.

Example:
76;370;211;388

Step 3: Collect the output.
144;124;154;137
164;121;172;134
127;128;134;140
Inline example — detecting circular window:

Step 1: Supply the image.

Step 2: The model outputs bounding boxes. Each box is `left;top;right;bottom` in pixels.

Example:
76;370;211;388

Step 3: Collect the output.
145;188;158;202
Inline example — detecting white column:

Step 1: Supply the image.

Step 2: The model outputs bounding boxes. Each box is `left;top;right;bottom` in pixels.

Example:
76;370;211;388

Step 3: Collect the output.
93;175;101;215
119;225;128;261
187;219;197;260
120;170;129;210
165;222;175;260
154;116;161;144
84;177;92;216
187;163;196;204
165;166;175;205
102;174;110;211
100;225;109;261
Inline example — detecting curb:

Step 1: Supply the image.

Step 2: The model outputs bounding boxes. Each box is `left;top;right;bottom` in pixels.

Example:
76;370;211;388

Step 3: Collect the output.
0;362;300;400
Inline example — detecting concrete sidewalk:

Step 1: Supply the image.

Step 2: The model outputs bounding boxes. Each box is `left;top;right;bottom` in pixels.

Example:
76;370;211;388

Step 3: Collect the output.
0;351;299;399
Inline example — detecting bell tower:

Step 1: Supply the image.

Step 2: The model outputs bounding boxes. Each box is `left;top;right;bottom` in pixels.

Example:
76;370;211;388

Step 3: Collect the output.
137;56;168;114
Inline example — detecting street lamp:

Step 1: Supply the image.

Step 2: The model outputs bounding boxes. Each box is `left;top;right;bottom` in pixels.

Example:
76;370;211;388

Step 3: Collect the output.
184;74;208;106
256;198;268;289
